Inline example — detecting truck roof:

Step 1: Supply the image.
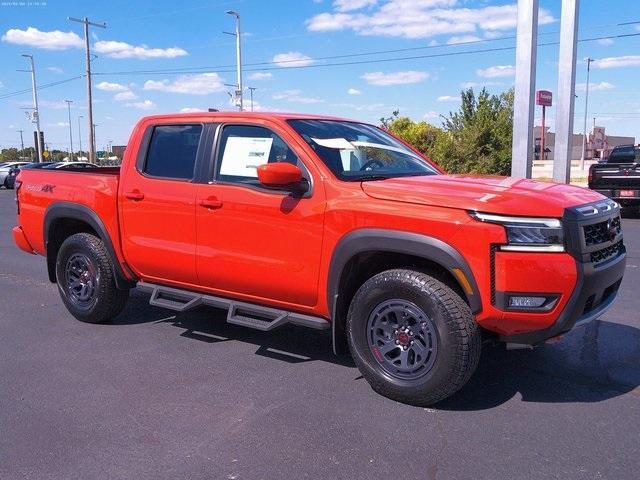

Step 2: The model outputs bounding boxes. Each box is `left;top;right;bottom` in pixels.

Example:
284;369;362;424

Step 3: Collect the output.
139;111;355;123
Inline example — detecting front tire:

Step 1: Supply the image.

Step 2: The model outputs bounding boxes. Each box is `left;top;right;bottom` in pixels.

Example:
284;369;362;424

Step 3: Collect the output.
347;269;481;406
55;232;129;323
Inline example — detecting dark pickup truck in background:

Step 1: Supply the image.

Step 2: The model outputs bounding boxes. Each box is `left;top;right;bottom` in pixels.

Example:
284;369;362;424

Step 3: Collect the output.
589;144;640;212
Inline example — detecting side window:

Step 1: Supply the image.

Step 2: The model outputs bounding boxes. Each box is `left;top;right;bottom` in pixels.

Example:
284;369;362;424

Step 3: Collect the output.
217;125;301;184
144;124;202;180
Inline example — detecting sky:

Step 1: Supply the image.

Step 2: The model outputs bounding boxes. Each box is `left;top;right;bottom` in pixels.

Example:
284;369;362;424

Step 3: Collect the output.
0;0;639;152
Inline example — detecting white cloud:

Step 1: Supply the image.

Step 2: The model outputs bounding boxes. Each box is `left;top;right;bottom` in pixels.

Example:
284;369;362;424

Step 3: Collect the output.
334;0;378;12
248;72;273;81
460;81;505;88
423;111;440;119
39;100;68;109
46;122;70;128
361;70;429;86
476;65;515;78
576;81;614;92
144;73;225;95
272;89;324;104
180;107;205;113
272;52;314;67
306;2;554;39
94;40;188;59
447;35;481;44
437;95;460;102
0;81;4;88
597;38;614;46
347;88;362;95
125;99;156;110
47;66;63;73
96;81;129;92
113;91;138;101
2;27;83;50
592;55;640;69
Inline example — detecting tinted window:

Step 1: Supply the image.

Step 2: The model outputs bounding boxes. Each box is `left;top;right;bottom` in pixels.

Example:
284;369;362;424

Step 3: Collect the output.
217;125;301;185
608;145;637;163
144;124;202;179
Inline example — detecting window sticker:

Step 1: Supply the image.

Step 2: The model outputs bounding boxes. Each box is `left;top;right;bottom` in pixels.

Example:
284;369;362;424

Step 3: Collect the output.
220;136;274;177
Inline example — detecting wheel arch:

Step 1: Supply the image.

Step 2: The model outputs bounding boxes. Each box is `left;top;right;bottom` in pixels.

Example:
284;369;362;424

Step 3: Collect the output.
44;202;135;290
327;229;481;354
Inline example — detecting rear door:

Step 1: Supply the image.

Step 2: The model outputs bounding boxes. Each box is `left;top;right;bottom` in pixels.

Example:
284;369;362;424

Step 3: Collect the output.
119;123;205;285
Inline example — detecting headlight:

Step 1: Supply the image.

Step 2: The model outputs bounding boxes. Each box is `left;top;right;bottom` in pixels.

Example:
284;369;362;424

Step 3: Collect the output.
470;212;564;252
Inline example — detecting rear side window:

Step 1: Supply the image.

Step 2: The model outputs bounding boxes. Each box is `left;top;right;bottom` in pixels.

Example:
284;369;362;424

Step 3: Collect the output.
144;124;202;179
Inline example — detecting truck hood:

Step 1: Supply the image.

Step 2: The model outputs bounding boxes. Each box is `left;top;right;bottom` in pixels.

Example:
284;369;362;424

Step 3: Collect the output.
361;174;603;217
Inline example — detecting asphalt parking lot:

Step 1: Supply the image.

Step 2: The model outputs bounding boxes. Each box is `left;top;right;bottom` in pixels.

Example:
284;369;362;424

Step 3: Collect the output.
0;188;638;480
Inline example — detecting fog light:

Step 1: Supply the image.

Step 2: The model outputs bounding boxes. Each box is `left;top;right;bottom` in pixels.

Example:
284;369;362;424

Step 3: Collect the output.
508;296;547;308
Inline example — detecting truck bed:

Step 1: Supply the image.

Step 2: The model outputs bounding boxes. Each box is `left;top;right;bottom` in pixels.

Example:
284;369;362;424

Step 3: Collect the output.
589;162;640;204
16;167;122;257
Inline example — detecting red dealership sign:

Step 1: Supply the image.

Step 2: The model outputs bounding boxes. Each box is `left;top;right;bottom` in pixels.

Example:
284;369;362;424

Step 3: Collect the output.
536;90;553;107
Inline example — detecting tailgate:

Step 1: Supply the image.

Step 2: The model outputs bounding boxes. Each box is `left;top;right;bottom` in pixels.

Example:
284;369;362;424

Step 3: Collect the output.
591;164;640;189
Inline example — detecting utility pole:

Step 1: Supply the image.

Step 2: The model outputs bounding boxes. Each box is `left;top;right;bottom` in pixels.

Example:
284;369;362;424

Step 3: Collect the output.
248;86;257;111
20;54;42;163
580;57;594;171
69;16;106;164
225;10;243;111
77;115;83;156
65;99;74;161
17;130;25;159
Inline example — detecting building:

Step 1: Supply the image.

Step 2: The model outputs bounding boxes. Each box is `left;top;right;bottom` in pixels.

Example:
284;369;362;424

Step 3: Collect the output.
533;126;635;161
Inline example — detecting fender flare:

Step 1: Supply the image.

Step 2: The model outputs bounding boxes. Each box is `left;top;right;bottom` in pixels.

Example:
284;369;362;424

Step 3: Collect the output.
43;202;136;290
327;229;481;353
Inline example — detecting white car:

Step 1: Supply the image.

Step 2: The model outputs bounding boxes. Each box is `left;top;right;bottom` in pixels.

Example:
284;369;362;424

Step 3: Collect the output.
45;161;96;170
0;162;29;187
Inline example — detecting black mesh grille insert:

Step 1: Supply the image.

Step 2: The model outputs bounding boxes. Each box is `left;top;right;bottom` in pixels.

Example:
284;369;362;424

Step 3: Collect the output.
583;216;621;246
590;240;624;264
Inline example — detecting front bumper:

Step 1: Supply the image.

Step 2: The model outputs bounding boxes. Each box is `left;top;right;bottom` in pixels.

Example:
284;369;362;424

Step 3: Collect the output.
499;199;626;345
499;250;625;344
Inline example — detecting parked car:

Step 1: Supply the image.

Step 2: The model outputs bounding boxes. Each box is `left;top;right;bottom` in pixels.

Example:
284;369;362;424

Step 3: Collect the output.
44;161;96;170
12;112;626;406
1;161;29;188
589;144;640;212
4;162;56;189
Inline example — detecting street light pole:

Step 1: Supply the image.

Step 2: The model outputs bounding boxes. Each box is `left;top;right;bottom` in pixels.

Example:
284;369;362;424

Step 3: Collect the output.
21;54;42;163
65;99;74;161
580;57;593;171
17;130;25;158
77;115;83;156
248;86;257;111
226;10;243;111
69;16;106;164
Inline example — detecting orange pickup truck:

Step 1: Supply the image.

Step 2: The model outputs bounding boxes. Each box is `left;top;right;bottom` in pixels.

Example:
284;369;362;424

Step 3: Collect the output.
12;112;626;405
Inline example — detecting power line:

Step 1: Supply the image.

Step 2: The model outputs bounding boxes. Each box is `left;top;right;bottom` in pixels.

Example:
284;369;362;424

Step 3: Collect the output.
92;31;640;78
0;76;82;100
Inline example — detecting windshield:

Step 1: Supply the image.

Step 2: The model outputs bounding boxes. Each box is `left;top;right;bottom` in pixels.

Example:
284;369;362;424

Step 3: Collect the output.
287;119;438;181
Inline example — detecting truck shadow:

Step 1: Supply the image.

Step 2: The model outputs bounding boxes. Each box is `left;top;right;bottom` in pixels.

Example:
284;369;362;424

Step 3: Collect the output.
438;319;640;410
114;289;640;409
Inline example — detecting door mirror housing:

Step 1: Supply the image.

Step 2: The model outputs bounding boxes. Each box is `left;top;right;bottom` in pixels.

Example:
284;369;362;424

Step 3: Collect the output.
257;162;308;193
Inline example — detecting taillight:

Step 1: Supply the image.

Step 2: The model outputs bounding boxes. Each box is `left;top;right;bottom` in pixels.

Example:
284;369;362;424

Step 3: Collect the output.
15;179;22;215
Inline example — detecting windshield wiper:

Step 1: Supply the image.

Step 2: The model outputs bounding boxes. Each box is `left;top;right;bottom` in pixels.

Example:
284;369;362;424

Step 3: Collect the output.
357;174;392;182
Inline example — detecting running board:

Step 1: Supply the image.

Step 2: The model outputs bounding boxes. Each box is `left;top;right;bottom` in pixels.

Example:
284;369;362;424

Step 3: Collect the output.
138;282;329;332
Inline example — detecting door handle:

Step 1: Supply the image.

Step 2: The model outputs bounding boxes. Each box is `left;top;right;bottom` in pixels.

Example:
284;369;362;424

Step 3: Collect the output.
199;197;223;209
125;190;144;201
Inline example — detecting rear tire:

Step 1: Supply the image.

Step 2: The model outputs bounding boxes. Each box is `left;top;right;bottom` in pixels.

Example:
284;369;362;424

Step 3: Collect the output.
55;232;129;323
347;269;480;406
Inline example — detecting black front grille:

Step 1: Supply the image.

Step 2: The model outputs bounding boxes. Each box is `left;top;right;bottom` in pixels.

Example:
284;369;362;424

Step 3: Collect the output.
590;240;624;264
583;216;621;246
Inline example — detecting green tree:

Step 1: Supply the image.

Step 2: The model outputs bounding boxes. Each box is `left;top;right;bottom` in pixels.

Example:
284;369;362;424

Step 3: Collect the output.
0;148;19;162
380;87;514;175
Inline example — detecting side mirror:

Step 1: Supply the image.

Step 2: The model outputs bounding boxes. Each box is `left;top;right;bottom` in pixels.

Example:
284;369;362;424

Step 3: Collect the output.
257;162;308;193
